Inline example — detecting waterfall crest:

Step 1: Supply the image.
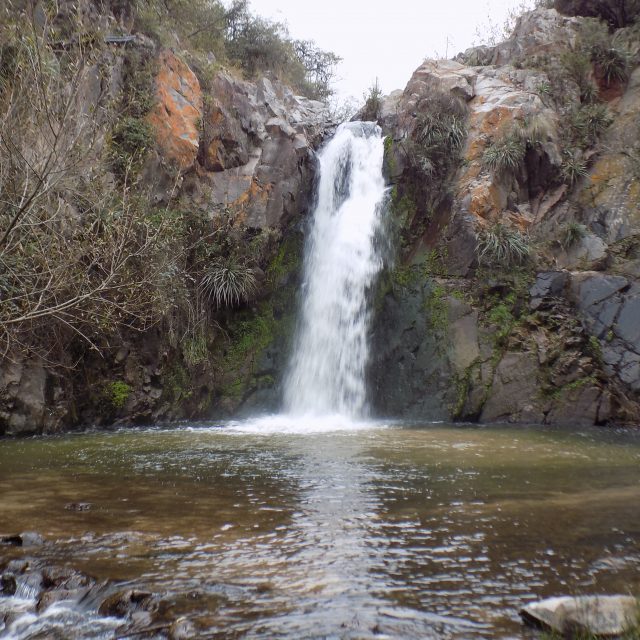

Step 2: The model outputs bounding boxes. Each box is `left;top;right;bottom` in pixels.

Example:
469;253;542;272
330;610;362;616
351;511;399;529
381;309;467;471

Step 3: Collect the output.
284;122;387;418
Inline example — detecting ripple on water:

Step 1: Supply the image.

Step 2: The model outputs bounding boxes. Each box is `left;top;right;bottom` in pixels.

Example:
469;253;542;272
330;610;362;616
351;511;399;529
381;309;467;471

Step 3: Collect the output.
0;422;639;638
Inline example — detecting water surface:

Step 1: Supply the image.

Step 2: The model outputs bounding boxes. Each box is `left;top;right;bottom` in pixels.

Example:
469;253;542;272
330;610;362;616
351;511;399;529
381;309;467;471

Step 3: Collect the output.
1;421;639;638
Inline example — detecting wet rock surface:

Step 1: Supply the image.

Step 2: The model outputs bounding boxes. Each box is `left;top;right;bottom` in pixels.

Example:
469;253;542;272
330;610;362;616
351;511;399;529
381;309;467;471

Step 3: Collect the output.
521;595;639;636
0;535;201;639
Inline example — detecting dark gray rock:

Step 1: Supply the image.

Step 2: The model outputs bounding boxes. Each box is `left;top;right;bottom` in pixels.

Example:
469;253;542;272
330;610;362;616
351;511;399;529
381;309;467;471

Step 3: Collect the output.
1;532;44;547
530;271;569;309
98;589;157;618
369;281;452;420
480;353;540;422
614;290;640;349
569;273;628;310
554;0;639;26
1;573;17;596
546;384;602;427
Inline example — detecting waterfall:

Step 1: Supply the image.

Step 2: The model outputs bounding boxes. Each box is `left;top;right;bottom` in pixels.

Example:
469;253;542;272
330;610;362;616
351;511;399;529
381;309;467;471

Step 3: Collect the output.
283;121;387;419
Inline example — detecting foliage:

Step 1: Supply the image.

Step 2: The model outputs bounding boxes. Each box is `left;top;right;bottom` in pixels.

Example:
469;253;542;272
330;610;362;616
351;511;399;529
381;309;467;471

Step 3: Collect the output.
561;150;589;185
107;381;132;409
592;43;631;83
487;302;515;346
560;49;595;101
134;0;340;100
568;103;613;148
477;223;530;266
424;284;449;334
560;221;588;249
362;78;383;121
409;89;468;182
109;117;155;179
483;133;525;173
200;258;257;308
536;80;551;97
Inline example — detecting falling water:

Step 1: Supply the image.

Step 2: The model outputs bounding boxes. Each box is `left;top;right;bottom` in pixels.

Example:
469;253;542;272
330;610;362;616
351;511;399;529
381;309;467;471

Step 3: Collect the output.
284;121;387;418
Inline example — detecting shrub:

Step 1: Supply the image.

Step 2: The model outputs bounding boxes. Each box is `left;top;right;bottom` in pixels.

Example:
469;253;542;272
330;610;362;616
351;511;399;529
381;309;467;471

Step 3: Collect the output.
107;381;132;409
200;258;257;308
569;103;613;148
409;89;468;182
560;49;593;95
519;113;555;146
536;80;551;95
362;78;383;120
592;44;630;84
560;221;588;249
483;134;525;173
109;117;155;179
477;222;530;266
561;151;589;184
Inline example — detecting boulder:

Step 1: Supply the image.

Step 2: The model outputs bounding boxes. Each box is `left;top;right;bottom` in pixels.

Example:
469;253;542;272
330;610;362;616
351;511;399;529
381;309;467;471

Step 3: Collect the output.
521;595;639;636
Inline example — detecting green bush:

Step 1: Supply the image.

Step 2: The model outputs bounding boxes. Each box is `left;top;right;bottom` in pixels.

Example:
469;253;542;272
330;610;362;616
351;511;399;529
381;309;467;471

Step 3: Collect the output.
592;44;630;84
107;381;132;409
477;222;530;266
569;103;613;148
200;258;257;308
561;151;589;185
132;0;339;100
109;117;154;179
410;89;468;181
361;78;383;120
560;221;588;249
483;134;525;173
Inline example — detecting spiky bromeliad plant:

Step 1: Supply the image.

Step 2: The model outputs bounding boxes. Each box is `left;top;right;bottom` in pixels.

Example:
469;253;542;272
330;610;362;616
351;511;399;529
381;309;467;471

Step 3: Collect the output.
560;221;588;249
200;258;257;308
477;222;530;266
483;134;526;173
562;150;589;185
591;44;630;85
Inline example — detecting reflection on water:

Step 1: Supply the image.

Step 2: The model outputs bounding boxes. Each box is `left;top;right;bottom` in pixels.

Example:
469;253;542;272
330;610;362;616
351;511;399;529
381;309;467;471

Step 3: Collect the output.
1;421;640;638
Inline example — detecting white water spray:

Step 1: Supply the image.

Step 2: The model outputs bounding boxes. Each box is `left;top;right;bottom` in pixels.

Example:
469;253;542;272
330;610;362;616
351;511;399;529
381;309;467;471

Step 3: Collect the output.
283;122;387;419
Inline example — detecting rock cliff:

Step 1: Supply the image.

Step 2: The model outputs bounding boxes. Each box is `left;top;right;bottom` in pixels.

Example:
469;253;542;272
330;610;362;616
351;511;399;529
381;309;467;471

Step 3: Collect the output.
373;2;640;425
0;1;331;435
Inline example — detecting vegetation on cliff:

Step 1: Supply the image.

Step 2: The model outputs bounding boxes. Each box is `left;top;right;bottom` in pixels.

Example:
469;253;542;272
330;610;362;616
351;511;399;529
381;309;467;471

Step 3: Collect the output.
374;0;640;426
0;0;336;433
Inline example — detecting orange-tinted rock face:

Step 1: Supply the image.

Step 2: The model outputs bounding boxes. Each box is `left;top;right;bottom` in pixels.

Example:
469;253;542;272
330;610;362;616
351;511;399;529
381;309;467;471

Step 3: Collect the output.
147;50;202;170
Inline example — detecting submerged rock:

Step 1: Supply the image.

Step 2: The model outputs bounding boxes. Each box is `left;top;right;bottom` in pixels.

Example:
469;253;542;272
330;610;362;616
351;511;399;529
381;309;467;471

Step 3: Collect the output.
1;532;44;547
169;617;197;640
521;595;639;636
98;589;158;618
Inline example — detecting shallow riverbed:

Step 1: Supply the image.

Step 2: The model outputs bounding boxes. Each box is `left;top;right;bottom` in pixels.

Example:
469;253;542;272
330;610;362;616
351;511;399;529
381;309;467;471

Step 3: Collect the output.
1;419;640;638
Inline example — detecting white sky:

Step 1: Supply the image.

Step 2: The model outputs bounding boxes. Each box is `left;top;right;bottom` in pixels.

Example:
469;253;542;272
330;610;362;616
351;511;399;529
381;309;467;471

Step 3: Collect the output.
249;0;531;102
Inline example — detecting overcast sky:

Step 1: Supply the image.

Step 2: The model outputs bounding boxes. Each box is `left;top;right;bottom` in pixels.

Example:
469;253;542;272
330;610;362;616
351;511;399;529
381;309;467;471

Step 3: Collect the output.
249;0;533;103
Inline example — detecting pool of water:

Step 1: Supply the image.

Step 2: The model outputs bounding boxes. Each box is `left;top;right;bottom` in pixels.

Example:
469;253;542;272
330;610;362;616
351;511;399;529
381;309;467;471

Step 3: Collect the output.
1;419;639;638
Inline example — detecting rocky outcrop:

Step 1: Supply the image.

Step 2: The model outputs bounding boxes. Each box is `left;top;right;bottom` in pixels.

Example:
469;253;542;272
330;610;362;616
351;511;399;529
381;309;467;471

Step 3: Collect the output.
147;53;326;230
373;4;640;426
147;50;203;170
187;73;326;229
457;9;581;67
0;31;329;435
